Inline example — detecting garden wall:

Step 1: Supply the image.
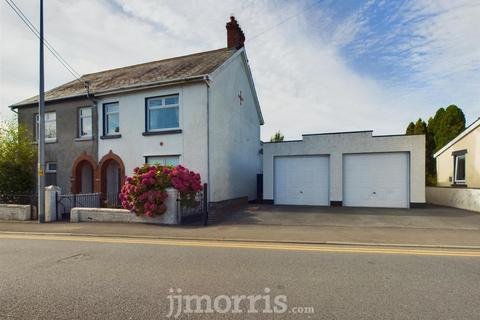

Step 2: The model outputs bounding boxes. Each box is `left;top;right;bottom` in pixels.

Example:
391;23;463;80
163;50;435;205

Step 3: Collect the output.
71;189;178;224
426;187;480;213
0;204;31;221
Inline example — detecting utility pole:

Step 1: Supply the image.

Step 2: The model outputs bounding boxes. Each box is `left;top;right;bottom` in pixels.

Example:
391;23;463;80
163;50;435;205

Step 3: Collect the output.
37;0;45;223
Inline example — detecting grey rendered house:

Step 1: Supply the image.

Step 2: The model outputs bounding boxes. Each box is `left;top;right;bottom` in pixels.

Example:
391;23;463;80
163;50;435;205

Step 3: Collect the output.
13;97;98;193
10;17;264;210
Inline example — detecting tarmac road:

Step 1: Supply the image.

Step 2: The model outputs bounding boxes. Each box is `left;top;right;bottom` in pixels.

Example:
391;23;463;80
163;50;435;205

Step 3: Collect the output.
1;234;479;319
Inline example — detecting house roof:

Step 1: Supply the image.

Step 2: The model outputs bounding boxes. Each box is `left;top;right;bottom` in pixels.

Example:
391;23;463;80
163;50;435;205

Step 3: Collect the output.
433;117;480;158
10;47;236;107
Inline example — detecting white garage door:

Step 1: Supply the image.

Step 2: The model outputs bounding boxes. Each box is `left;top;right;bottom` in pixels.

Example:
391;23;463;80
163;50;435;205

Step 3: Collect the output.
274;156;329;205
343;153;409;208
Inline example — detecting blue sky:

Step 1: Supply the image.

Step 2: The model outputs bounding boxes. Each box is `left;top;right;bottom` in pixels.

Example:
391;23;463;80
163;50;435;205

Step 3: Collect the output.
1;0;478;140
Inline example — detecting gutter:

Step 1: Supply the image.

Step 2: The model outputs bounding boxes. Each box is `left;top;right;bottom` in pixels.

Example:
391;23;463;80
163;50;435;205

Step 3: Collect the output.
9;75;207;109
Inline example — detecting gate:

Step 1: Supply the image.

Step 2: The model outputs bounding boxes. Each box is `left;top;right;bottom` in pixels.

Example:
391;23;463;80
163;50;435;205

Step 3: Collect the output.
56;192;101;221
177;184;208;225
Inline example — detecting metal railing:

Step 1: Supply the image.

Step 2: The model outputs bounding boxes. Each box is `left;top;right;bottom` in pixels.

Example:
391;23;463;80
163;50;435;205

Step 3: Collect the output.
0;193;37;205
57;192;101;220
176;184;208;225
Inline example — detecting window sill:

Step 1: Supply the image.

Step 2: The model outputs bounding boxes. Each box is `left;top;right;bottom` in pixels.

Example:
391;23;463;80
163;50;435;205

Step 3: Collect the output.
75;136;94;142
32;139;57;145
100;134;122;140
142;129;182;136
451;183;468;188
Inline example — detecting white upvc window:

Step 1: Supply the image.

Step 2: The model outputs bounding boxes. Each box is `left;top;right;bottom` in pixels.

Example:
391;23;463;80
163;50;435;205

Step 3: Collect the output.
78;107;92;137
103;102;119;135
145;155;180;167
146;95;180;132
454;154;466;184
35;112;56;142
45;162;57;173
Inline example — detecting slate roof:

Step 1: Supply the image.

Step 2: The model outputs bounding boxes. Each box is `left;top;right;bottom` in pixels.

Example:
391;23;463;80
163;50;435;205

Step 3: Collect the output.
11;47;236;107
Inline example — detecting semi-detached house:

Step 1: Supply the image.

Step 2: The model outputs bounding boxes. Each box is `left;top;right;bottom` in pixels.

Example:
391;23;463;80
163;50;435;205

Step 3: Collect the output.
10;17;264;210
10;16;427;213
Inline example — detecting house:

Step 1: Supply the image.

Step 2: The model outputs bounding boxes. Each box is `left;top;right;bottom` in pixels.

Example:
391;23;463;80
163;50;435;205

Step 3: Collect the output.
10;17;264;211
434;118;480;188
427;118;480;212
262;131;425;208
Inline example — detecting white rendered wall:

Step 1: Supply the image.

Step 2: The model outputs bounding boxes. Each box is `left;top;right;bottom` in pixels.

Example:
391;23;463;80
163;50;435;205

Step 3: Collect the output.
209;53;262;202
97;83;209;184
427;186;480;212
263;132;425;204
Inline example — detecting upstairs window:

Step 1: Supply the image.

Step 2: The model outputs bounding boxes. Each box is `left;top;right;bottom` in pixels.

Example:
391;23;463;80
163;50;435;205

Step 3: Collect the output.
78;107;92;137
454;154;466;184
35;112;56;142
103;102;119;135
146;95;179;132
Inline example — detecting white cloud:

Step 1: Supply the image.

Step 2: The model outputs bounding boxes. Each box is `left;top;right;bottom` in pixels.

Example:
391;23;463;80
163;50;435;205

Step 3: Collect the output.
0;0;478;140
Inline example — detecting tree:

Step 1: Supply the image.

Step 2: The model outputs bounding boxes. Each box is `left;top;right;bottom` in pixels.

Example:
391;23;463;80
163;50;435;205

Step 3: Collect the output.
406;122;415;135
413;118;427;135
404;105;466;186
0;121;36;193
432;105;465;151
270;131;284;142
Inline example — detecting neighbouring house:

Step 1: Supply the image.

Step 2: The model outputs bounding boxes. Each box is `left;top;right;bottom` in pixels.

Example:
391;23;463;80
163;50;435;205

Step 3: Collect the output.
262;131;425;208
10;17;264;212
427;118;480;212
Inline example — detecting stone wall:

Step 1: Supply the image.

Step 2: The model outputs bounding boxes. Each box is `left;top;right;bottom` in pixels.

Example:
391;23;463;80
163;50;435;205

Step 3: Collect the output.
0;204;31;221
426;187;480;212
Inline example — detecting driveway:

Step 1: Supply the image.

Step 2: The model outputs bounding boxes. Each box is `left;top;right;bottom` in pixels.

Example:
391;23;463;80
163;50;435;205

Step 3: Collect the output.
222;204;480;230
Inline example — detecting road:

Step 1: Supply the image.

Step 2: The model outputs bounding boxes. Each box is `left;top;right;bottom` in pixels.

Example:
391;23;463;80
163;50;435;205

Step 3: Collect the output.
1;234;479;319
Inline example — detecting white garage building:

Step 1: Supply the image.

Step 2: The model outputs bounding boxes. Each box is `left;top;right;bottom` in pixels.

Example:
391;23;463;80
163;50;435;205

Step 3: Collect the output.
262;131;425;208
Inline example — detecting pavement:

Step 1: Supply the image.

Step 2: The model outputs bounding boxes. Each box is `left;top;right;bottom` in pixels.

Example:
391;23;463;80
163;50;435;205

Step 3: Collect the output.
1;235;479;319
0;204;480;248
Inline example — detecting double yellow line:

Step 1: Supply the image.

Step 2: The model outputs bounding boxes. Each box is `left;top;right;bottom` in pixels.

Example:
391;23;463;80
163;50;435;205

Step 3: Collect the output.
1;233;480;257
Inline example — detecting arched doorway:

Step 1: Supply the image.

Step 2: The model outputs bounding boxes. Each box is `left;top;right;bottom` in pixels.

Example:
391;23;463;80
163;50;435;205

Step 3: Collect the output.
71;152;97;194
98;151;125;206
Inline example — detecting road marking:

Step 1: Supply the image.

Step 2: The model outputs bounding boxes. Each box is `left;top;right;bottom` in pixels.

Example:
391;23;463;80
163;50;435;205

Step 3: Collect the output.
1;233;479;257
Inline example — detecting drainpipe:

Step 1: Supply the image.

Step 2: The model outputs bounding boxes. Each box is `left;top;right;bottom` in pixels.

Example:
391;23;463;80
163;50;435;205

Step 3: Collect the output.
203;75;211;203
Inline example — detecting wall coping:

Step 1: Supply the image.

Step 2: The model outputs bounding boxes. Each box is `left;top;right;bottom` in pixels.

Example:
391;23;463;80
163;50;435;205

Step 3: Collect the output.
427;186;480;190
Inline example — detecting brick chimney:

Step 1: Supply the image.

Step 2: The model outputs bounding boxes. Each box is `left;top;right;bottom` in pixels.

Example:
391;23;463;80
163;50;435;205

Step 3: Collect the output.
226;16;245;49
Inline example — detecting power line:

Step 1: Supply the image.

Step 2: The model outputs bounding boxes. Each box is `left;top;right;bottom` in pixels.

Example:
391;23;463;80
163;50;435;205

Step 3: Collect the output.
4;0;85;84
249;0;324;42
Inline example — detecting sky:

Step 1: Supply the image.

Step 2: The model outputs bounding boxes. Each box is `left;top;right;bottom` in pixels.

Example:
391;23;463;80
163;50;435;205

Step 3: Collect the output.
0;0;478;141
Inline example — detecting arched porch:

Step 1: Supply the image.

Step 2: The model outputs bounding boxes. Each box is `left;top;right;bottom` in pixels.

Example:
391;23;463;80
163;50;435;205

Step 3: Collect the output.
71;152;97;194
98;151;125;206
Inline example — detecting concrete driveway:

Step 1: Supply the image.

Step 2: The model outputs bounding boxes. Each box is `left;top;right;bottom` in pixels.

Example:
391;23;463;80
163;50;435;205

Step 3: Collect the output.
222;204;480;230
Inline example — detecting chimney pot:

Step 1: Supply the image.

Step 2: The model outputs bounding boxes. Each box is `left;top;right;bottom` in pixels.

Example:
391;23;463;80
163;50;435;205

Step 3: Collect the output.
226;16;245;49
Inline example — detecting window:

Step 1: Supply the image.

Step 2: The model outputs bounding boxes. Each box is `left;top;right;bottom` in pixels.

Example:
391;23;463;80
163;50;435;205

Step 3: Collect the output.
454;154;466;184
35;112;56;141
145;156;180;166
103;102;119;135
45;162;57;186
78;107;92;137
146;95;179;132
45;162;57;173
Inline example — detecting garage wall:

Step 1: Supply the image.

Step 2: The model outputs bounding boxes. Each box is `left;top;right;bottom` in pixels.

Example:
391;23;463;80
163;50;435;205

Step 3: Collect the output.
263;131;425;205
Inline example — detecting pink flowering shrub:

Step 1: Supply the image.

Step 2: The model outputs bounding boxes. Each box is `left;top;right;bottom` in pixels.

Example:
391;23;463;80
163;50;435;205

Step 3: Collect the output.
170;165;203;208
119;164;203;217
